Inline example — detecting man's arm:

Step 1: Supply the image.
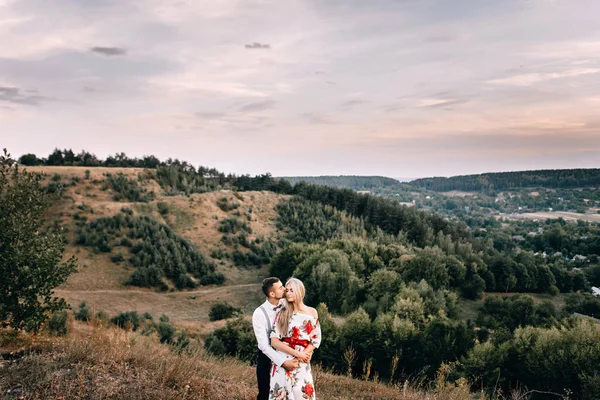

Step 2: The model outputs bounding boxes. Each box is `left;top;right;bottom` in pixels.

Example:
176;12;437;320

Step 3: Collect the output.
252;308;287;367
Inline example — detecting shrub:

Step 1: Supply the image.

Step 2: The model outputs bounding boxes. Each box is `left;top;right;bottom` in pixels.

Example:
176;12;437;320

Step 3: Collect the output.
111;311;141;331
158;315;176;344
84;170;91;180
157;201;170;215
203;317;256;362
106;173;155;203
217;197;240;212
218;217;252;234
172;331;191;351
94;311;110;327
48;311;69;336
74;301;92;321
209;301;241;321
111;251;125;263
547;285;560;296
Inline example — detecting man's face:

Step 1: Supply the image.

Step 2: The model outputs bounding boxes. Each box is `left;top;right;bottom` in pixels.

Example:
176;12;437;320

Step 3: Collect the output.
271;281;285;300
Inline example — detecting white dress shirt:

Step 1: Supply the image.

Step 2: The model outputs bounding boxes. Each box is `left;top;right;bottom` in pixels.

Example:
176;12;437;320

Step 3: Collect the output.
252;299;287;367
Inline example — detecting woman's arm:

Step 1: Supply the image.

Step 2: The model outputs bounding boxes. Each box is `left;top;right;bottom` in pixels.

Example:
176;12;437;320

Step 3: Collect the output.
301;343;316;362
271;337;304;358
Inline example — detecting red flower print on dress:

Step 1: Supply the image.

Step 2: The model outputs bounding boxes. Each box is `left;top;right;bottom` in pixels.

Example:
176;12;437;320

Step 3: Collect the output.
291;326;300;339
304;320;314;334
303;382;315;397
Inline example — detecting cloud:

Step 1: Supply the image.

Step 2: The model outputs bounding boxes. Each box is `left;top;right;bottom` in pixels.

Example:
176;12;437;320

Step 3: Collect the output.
302;112;336;124
195;111;227;120
244;42;271;49
418;98;469;108
238;99;276;113
487;68;600;86
90;46;127;56
0;86;52;106
424;34;461;43
341;99;368;109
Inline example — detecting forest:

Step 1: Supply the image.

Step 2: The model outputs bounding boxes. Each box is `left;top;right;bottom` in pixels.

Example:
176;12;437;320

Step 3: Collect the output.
409;169;600;192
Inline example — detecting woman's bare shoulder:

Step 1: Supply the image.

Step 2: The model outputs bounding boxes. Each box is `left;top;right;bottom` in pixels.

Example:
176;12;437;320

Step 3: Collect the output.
306;306;318;318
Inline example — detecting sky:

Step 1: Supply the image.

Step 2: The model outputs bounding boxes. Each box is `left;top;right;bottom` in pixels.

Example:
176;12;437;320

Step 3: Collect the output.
1;0;600;178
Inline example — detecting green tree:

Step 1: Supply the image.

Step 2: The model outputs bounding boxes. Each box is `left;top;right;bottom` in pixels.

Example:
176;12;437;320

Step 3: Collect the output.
0;150;77;332
18;153;40;166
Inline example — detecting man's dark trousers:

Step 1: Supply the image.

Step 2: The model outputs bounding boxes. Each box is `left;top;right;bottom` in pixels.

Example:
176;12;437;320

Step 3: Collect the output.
256;351;271;400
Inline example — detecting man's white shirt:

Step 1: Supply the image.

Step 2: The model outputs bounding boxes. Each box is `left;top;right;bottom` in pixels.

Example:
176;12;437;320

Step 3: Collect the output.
252;299;287;367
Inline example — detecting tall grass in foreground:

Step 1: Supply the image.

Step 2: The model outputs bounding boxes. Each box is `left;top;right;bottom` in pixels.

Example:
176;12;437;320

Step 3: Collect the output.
0;321;526;400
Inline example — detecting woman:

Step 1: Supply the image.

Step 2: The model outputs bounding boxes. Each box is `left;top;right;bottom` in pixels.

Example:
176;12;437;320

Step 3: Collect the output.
269;278;321;400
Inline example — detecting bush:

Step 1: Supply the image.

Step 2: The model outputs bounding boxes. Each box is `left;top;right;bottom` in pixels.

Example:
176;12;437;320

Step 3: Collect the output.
218;217;252;234
158;314;176;344
217;197;240;212
111;251;125;263
547;285;560;296
209;301;241;321
157;201;169;215
106;173;155;203
111;311;141;331
48;311;69;336
94;311;110;327
172;331;191;351
74;301;91;321
203;317;256;362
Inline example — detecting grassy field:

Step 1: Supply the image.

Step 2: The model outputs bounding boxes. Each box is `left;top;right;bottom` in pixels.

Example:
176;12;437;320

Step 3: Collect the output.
0;323;480;400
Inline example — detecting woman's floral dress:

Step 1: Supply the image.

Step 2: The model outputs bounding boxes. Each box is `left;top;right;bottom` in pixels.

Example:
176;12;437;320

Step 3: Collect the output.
269;311;321;400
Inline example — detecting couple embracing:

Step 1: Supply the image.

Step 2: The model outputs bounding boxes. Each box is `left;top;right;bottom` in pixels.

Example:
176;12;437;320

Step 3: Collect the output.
252;277;321;400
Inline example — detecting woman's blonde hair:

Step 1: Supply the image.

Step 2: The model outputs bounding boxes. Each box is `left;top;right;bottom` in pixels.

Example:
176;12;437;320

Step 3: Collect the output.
276;278;306;334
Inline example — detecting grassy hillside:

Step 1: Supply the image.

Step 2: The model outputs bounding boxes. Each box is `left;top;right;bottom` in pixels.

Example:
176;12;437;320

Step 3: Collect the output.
0;322;479;400
27;166;288;328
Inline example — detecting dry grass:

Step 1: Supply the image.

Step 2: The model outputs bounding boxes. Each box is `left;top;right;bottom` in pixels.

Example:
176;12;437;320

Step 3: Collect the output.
0;324;482;400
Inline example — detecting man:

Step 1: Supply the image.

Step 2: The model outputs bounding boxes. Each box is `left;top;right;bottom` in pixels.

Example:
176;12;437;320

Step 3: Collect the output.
252;277;299;400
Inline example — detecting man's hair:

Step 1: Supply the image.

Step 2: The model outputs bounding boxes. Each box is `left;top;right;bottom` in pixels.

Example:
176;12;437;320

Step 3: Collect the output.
262;277;281;297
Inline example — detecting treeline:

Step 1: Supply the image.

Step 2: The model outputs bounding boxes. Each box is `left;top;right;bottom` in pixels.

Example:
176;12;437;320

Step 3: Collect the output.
75;209;224;289
280;175;400;190
410;168;600;192
18;148;293;196
19;149;162;168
